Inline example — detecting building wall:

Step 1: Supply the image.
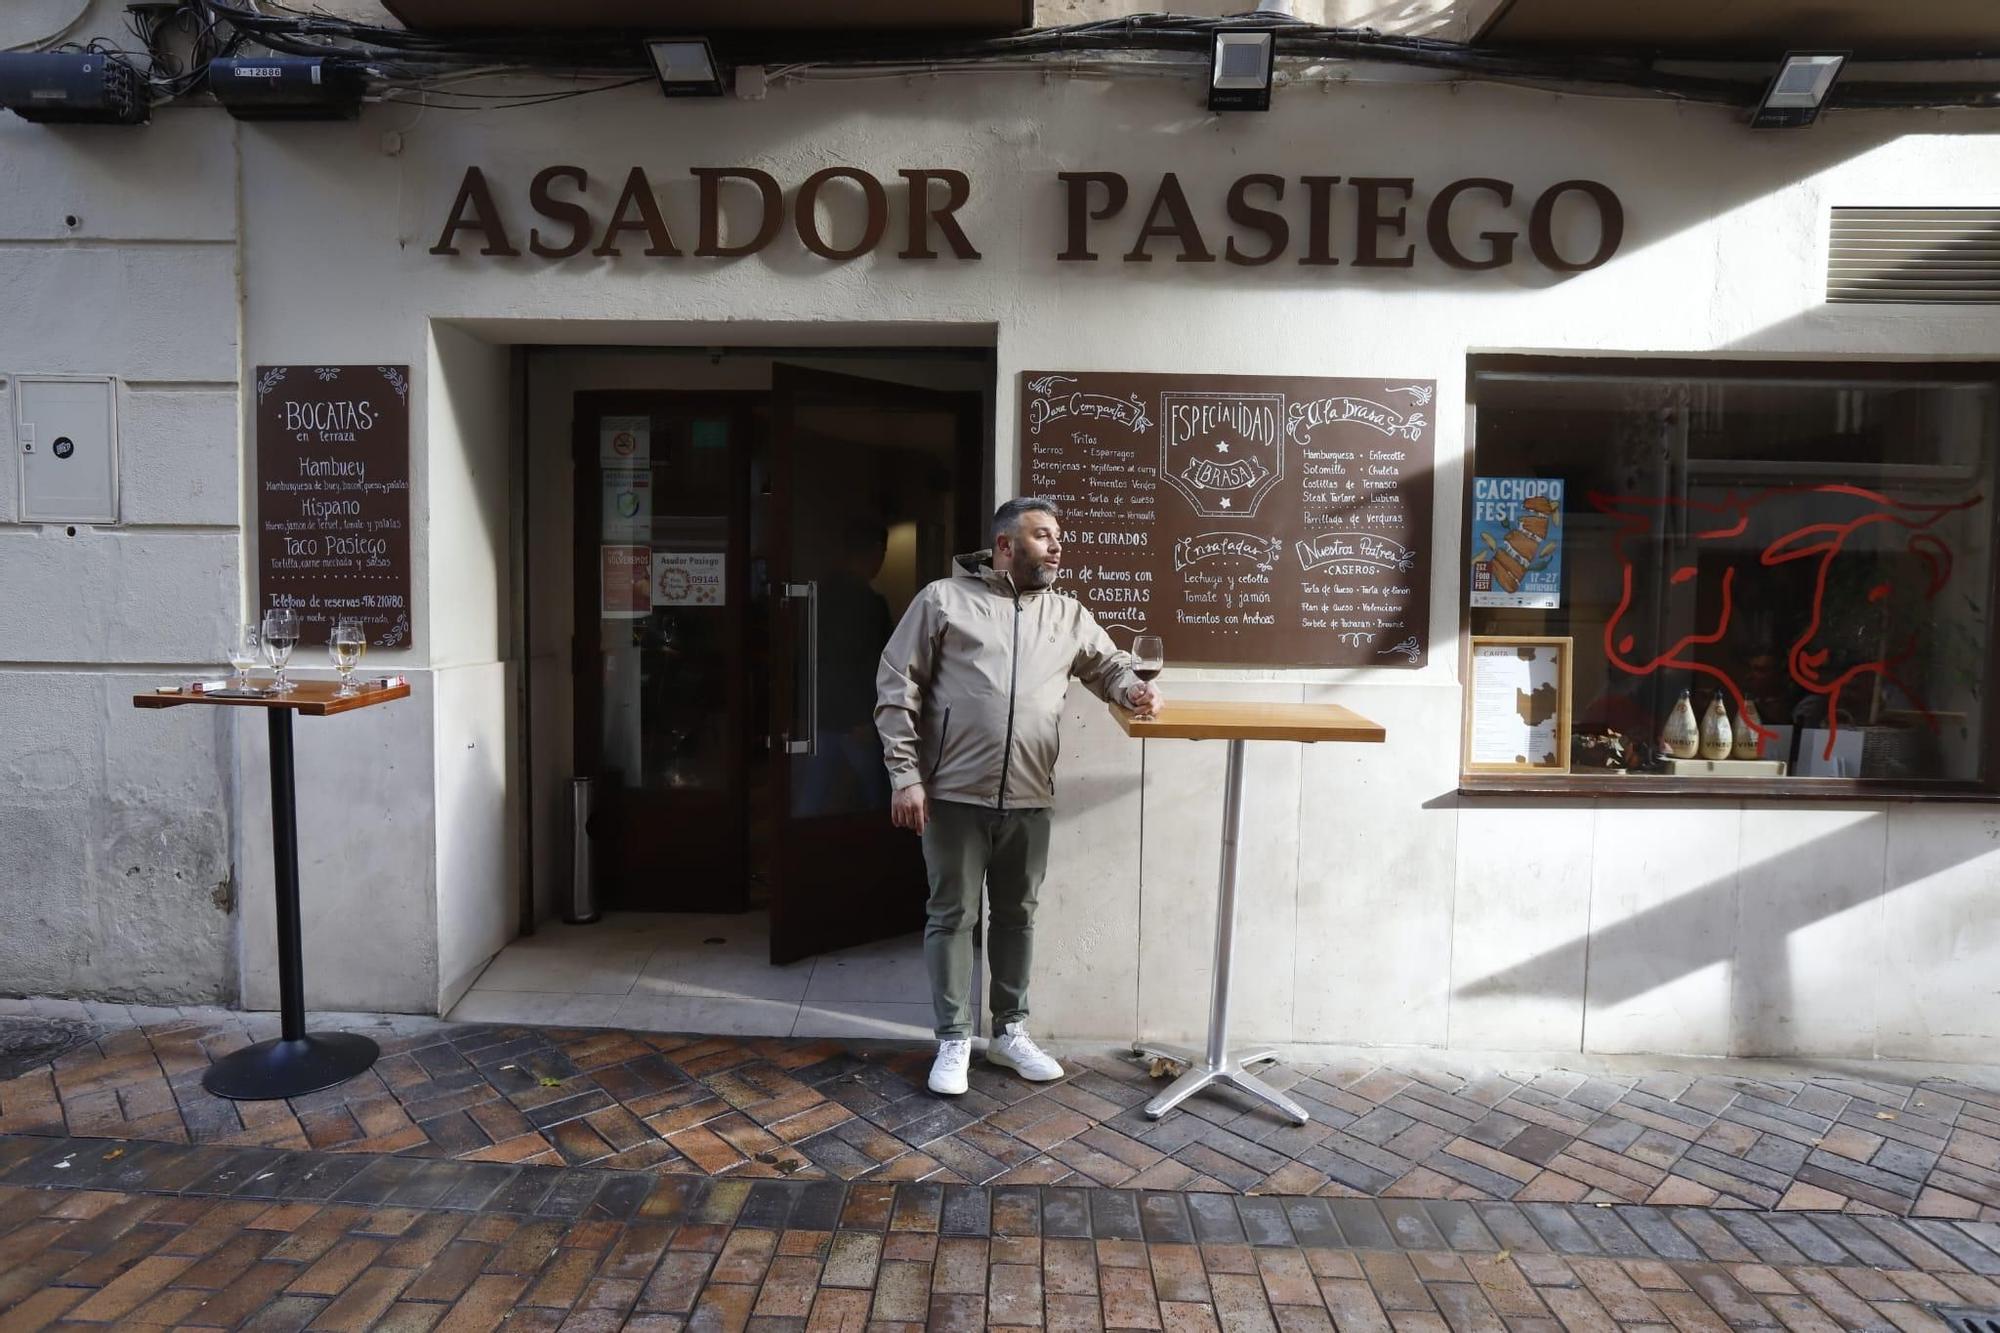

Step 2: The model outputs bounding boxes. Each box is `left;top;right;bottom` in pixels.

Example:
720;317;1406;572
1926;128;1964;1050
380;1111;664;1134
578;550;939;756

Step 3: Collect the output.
0;90;243;1004
241;71;2000;1060
6;10;2000;1058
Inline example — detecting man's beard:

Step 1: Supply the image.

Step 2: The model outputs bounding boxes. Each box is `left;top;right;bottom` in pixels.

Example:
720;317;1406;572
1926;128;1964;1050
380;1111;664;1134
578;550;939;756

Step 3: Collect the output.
1013;556;1059;589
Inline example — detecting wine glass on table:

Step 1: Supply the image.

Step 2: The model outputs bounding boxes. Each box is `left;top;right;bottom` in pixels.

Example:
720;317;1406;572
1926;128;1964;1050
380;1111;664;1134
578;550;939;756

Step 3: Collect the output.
330;619;366;696
228;623;260;691
262;608;300;694
1131;634;1164;718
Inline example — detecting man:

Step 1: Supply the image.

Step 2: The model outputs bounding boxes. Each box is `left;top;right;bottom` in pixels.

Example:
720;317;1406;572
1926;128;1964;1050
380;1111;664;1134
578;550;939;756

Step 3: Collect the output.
875;498;1163;1096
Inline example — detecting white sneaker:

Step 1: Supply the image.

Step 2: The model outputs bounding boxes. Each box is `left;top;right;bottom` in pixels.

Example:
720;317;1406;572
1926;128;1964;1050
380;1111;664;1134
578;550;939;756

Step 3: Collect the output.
928;1039;971;1096
987;1023;1063;1081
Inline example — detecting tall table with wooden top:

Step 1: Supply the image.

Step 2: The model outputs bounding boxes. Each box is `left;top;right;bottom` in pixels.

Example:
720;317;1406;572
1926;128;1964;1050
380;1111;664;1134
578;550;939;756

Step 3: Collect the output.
1115;699;1386;1123
134;678;410;1100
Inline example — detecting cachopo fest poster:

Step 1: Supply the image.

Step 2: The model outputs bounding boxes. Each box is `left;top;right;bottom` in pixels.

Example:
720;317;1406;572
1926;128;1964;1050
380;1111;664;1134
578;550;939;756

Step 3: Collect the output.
1470;477;1563;609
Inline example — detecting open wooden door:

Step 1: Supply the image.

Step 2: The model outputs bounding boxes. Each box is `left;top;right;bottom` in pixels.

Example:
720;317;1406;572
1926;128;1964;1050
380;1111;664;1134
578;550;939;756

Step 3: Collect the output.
766;364;984;965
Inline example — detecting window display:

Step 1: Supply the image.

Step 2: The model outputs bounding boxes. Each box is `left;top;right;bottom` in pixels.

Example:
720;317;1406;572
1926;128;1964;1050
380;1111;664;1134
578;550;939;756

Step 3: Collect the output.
1464;359;1999;792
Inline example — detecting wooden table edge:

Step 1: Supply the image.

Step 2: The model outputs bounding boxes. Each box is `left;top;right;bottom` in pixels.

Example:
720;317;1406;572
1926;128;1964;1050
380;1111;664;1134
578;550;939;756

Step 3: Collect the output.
1109;702;1387;744
133;682;411;717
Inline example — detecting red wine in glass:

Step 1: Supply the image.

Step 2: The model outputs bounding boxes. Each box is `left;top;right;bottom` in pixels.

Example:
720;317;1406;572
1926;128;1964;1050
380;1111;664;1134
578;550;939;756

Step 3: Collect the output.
1132;635;1164;690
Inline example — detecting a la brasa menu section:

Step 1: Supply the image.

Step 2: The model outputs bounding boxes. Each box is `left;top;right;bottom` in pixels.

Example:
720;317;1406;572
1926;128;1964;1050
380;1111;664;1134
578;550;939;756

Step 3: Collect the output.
1020;371;1433;668
256;365;413;649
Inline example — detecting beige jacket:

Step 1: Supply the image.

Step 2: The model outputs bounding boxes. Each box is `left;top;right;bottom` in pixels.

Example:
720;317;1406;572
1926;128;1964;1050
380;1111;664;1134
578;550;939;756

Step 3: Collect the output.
875;551;1140;809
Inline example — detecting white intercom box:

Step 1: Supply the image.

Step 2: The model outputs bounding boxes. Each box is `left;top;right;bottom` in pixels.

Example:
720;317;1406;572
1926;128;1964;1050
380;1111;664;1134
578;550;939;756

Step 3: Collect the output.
15;374;119;524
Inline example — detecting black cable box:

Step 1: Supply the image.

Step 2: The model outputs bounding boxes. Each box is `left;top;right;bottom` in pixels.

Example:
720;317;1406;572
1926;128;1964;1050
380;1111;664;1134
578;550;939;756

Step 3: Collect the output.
210;57;363;121
0;52;149;125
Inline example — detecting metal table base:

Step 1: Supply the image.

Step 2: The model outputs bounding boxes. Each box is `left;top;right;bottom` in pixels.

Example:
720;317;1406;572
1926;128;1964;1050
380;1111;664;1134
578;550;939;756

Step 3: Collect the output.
1133;738;1308;1125
201;709;379;1101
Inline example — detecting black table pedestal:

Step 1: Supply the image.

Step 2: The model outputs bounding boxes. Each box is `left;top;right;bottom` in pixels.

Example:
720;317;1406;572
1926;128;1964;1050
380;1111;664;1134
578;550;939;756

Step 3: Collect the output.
201;1032;380;1101
201;708;380;1101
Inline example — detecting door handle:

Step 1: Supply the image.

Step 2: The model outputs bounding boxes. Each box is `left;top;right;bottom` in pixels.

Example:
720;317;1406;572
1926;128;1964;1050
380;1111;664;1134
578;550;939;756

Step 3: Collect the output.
780;581;819;756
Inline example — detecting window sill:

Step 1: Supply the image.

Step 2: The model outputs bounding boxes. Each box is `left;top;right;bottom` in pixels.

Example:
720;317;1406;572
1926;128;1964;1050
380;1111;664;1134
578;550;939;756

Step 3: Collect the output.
1456;773;2000;803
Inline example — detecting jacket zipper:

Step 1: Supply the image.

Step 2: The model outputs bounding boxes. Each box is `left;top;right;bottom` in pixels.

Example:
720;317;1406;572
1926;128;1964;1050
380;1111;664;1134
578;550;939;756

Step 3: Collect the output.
996;592;1023;808
928;707;952;784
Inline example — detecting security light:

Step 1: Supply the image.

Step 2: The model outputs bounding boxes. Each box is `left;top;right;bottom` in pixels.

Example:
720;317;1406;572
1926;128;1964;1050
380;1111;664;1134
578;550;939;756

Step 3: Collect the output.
1751;51;1846;129
1209;29;1275;112
647;38;725;98
0;52;148;125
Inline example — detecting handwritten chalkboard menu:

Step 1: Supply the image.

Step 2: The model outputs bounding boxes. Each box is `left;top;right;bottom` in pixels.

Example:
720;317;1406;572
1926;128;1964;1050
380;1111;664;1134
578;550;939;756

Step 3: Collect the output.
256;365;412;649
1020;371;1433;668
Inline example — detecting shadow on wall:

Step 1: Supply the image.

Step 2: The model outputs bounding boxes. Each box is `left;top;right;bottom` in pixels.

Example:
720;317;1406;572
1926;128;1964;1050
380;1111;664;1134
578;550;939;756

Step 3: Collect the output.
1452;804;1998;1055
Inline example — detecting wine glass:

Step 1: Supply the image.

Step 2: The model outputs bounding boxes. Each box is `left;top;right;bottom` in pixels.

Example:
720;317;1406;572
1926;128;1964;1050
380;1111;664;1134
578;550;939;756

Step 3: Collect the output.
228;623;260;691
1131;635;1164;716
329;620;366;696
261;608;300;694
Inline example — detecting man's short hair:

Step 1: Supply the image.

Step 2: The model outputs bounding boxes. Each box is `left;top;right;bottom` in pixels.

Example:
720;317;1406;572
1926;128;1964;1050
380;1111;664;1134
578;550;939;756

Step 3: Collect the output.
993;497;1061;544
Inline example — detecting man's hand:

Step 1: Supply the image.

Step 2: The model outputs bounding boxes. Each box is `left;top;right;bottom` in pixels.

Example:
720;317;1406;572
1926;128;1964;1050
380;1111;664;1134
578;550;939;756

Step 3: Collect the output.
891;783;931;835
1127;681;1163;718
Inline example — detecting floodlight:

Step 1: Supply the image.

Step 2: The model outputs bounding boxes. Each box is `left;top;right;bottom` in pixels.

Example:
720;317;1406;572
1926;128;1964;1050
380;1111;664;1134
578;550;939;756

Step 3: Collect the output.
1751;51;1847;129
647;38;725;98
1209;29;1275;112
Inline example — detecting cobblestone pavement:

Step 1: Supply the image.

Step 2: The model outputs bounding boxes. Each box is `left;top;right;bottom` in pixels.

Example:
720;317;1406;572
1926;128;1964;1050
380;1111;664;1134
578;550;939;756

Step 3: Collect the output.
3;1001;2000;1329
7;1132;2000;1331
1;1003;1996;1218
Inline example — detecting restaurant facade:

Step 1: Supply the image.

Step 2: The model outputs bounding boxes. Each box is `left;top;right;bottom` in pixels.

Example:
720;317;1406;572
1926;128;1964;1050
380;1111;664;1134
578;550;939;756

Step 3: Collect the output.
4;1;1999;1061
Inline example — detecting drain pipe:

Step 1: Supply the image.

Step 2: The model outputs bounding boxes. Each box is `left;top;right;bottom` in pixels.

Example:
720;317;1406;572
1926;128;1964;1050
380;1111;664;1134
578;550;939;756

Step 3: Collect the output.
513;345;536;938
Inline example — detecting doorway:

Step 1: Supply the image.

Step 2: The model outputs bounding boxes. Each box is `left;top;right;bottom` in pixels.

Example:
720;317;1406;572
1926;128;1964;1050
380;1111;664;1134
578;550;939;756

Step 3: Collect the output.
560;350;988;986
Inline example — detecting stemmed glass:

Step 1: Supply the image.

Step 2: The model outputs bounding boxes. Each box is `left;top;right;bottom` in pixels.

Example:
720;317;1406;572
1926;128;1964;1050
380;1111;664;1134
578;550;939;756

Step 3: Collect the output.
1131;634;1164;717
330;619;366;696
228;623;260;691
261;608;300;694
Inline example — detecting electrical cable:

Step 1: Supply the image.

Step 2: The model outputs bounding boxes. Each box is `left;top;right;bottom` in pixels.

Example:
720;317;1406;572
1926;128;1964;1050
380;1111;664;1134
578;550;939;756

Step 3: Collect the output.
2;0;94;53
74;1;2000;115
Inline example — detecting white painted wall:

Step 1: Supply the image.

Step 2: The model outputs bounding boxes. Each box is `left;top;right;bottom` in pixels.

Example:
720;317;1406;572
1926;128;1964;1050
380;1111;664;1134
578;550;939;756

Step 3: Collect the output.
428;325;519;1012
0;83;242;1003
9;19;2000;1058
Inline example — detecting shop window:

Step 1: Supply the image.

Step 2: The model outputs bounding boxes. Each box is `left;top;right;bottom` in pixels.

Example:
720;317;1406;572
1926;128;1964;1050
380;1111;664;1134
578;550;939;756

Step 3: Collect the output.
1463;358;2000;795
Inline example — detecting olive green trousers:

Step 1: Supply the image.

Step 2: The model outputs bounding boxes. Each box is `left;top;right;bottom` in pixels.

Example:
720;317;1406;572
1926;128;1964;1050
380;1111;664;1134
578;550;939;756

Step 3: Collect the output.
920;800;1052;1040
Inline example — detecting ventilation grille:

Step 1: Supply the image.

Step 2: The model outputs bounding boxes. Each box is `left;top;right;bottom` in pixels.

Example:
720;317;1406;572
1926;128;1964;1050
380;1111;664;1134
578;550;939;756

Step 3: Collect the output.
1935;1307;2000;1333
1828;208;2000;304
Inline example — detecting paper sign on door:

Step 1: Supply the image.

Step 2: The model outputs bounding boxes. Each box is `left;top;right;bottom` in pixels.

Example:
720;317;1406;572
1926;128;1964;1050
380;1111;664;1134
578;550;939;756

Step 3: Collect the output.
654;551;726;607
600;545;652;618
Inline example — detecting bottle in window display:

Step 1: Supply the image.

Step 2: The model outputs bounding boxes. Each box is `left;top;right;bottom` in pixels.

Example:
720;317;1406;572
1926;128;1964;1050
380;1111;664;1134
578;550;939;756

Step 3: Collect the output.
1661;688;1700;759
1700;692;1733;760
1732;697;1763;759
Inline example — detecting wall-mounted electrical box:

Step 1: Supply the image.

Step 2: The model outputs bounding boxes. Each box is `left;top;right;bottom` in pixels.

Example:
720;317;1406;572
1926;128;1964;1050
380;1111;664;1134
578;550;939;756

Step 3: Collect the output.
15;374;118;524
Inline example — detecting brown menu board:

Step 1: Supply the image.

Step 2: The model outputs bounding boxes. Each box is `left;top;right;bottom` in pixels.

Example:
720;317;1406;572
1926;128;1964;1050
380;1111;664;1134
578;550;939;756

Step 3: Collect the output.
1020;371;1433;668
256;365;412;649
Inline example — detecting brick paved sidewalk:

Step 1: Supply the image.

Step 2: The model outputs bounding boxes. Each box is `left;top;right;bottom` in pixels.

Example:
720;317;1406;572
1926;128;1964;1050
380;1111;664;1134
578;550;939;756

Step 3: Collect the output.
6;1132;2000;1331
1;1002;1996;1219
5;1002;2000;1329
